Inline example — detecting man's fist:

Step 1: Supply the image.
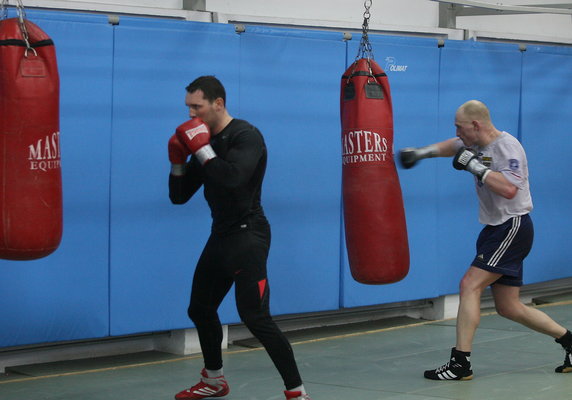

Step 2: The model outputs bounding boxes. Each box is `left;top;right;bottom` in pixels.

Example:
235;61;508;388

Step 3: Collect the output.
398;144;439;169
168;134;191;164
175;118;217;165
453;147;491;182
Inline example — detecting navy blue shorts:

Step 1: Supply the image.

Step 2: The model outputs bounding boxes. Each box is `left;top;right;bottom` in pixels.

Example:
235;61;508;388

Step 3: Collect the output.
472;214;534;287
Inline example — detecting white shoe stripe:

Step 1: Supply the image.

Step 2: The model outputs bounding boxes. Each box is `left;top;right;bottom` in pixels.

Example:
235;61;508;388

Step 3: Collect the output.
194;387;217;395
488;216;520;267
445;370;457;379
437;370;457;380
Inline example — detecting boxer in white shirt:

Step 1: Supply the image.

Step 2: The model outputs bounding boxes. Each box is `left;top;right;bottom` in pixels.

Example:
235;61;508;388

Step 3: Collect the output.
399;100;572;380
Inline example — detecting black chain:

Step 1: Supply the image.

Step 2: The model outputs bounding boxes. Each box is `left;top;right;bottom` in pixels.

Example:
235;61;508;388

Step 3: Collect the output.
355;0;374;62
347;0;374;82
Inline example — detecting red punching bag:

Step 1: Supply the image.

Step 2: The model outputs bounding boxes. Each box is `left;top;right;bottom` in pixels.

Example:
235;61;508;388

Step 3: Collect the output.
340;57;409;284
0;14;62;260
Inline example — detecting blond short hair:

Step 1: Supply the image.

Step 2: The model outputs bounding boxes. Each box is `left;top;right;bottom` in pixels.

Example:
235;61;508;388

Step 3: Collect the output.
457;100;491;123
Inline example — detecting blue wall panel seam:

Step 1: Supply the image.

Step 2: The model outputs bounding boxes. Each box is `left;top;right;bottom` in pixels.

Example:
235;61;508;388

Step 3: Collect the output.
107;23;117;337
339;38;351;309
517;51;524;143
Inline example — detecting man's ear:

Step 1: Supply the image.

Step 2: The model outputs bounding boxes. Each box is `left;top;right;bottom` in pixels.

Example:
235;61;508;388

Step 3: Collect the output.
214;97;225;111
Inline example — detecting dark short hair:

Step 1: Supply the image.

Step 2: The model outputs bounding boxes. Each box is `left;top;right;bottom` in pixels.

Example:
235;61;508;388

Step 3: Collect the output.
185;75;226;105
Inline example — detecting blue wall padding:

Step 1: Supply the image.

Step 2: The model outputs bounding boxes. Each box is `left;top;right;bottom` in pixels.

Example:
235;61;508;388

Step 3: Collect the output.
435;40;524;296
1;9;571;347
108;18;241;336
520;46;572;283
238;26;345;317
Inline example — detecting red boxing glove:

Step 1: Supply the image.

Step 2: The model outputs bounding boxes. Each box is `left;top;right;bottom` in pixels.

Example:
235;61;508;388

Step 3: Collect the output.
168;133;191;164
176;118;217;165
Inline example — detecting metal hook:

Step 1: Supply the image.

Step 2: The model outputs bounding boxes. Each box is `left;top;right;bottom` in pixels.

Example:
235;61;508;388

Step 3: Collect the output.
24;46;37;57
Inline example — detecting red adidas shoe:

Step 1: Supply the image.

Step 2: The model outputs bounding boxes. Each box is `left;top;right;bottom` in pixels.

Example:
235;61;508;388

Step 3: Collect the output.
284;390;312;400
175;369;230;399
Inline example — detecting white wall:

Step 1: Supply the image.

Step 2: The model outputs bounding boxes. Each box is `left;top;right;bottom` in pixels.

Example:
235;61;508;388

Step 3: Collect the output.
15;0;572;44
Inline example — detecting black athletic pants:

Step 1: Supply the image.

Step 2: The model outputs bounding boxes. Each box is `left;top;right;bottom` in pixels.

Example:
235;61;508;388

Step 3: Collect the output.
187;218;302;390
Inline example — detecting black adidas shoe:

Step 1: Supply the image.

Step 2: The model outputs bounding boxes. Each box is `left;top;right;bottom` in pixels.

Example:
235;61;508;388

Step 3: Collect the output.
424;348;474;381
555;330;572;373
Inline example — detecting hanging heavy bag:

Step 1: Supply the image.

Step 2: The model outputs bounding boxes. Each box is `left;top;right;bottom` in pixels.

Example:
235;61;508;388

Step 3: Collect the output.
339;1;409;284
0;11;62;260
340;58;409;284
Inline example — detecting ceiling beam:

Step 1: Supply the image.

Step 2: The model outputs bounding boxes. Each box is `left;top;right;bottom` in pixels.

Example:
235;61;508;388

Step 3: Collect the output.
434;0;572;18
435;1;572;29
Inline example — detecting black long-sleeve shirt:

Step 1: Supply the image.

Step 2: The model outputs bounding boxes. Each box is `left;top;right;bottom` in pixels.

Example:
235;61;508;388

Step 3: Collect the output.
169;119;268;234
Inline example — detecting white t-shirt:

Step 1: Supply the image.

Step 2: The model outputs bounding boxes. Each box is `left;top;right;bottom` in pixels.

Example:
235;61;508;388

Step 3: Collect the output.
454;132;533;226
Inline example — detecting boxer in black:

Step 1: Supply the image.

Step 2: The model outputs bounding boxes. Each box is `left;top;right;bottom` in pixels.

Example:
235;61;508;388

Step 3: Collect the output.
168;76;311;400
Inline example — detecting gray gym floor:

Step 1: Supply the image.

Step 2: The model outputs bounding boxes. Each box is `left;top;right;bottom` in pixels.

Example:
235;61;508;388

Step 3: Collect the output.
1;299;571;400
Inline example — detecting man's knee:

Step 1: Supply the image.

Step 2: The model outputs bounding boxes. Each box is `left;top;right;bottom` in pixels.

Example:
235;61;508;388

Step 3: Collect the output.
239;307;272;330
494;299;523;320
459;266;499;296
459;275;484;296
495;303;513;319
188;302;218;324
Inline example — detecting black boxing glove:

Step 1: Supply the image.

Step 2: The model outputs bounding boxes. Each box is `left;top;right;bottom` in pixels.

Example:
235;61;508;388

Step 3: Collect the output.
398;144;439;169
453;147;491;182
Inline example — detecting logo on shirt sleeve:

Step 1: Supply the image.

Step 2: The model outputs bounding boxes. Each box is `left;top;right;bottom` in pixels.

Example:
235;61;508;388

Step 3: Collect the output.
509;159;519;170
